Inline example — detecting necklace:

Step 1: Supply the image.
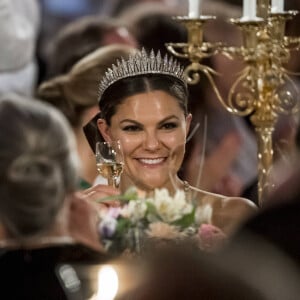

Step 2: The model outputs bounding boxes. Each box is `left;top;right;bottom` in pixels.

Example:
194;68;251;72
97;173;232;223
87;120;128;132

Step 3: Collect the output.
183;180;191;193
182;180;196;204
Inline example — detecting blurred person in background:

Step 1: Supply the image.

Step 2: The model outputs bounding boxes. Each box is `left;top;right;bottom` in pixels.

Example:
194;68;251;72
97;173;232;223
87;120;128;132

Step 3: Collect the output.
44;15;137;79
0;93;109;299
113;238;300;300
230;108;300;269
0;0;40;96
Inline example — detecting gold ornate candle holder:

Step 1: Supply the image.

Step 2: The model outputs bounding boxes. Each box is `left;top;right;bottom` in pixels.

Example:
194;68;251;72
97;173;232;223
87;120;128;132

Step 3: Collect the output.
167;1;300;206
166;16;221;84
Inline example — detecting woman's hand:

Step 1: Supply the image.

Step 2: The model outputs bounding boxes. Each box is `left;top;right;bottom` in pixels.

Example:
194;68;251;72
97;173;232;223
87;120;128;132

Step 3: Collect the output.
67;193;104;251
78;184;121;208
67;184;123;252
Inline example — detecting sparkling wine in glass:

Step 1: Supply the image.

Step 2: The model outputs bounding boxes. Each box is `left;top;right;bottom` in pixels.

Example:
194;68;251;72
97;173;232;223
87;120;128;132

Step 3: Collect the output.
95;141;124;188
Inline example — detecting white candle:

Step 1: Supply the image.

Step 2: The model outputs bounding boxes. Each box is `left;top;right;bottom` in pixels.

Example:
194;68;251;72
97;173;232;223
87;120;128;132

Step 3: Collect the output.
188;0;201;18
242;0;257;20
271;0;284;13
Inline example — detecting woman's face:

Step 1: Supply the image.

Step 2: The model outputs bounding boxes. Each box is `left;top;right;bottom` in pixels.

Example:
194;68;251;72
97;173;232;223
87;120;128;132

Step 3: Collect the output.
98;90;191;191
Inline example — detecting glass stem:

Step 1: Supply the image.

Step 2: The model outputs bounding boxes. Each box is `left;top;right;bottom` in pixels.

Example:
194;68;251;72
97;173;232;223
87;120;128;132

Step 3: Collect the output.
112;177;119;188
107;177;114;187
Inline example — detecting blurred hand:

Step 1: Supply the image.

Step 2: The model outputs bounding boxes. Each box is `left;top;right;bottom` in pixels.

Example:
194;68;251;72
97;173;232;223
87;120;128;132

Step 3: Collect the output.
78;184;121;208
67;193;104;251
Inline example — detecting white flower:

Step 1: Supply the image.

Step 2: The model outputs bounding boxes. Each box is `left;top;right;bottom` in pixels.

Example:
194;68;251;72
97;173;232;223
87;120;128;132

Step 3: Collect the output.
120;200;147;224
195;203;213;225
173;189;193;215
147;188;193;223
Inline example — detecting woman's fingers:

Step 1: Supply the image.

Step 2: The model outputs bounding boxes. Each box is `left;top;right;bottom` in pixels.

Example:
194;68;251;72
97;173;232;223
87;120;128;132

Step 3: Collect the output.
78;184;121;207
67;193;104;251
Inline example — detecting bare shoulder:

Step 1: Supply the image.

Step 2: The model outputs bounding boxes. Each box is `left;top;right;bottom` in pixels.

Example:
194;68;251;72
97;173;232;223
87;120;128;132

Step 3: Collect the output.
220;196;258;211
189;186;258;235
189;185;256;208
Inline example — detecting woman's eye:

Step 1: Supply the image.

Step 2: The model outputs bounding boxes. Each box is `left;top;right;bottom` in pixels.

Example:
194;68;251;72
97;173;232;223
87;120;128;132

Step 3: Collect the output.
122;125;141;132
161;122;178;130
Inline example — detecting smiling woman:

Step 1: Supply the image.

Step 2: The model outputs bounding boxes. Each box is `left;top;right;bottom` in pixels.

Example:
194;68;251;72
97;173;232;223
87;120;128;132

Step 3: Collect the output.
86;49;257;238
98;79;191;194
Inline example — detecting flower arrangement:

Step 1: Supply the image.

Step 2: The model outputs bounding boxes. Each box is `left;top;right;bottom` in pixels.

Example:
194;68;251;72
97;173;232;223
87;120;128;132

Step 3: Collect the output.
98;187;213;254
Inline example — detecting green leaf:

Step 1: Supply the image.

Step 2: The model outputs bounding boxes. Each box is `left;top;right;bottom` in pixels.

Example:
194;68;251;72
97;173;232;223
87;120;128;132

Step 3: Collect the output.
145;201;158;215
95;186;139;204
123;186;139;200
172;208;196;229
115;218;132;237
145;202;163;222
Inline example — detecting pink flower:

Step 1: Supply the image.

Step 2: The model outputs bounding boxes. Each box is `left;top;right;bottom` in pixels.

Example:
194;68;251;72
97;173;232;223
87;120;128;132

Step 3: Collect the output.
198;224;227;252
107;206;121;218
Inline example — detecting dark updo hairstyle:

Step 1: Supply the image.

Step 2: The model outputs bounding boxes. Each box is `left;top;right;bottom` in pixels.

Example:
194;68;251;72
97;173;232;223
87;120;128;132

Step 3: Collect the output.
99;74;189;125
0;94;79;240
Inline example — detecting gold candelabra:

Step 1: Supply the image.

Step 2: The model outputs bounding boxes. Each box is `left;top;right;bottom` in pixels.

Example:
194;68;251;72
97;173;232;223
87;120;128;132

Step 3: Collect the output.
167;0;300;206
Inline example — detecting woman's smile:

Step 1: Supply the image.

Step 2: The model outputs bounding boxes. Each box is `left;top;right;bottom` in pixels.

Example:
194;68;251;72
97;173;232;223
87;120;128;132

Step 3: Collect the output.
136;157;166;165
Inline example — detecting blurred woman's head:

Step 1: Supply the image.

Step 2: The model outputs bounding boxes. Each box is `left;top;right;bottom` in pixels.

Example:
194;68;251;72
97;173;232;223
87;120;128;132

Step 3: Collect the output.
38;44;138;129
0;93;79;240
46;16;137;77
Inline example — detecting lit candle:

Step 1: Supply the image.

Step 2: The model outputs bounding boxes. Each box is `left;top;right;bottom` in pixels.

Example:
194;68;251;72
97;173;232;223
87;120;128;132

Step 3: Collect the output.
188;0;201;18
271;0;284;13
242;0;257;20
96;265;119;300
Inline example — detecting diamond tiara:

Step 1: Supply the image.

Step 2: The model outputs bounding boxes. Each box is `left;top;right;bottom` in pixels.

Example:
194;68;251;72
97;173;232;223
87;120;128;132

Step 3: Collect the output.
98;48;187;103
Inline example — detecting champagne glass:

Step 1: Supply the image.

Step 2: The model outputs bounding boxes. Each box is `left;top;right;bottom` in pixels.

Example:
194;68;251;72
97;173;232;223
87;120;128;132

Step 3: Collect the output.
95;140;124;188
